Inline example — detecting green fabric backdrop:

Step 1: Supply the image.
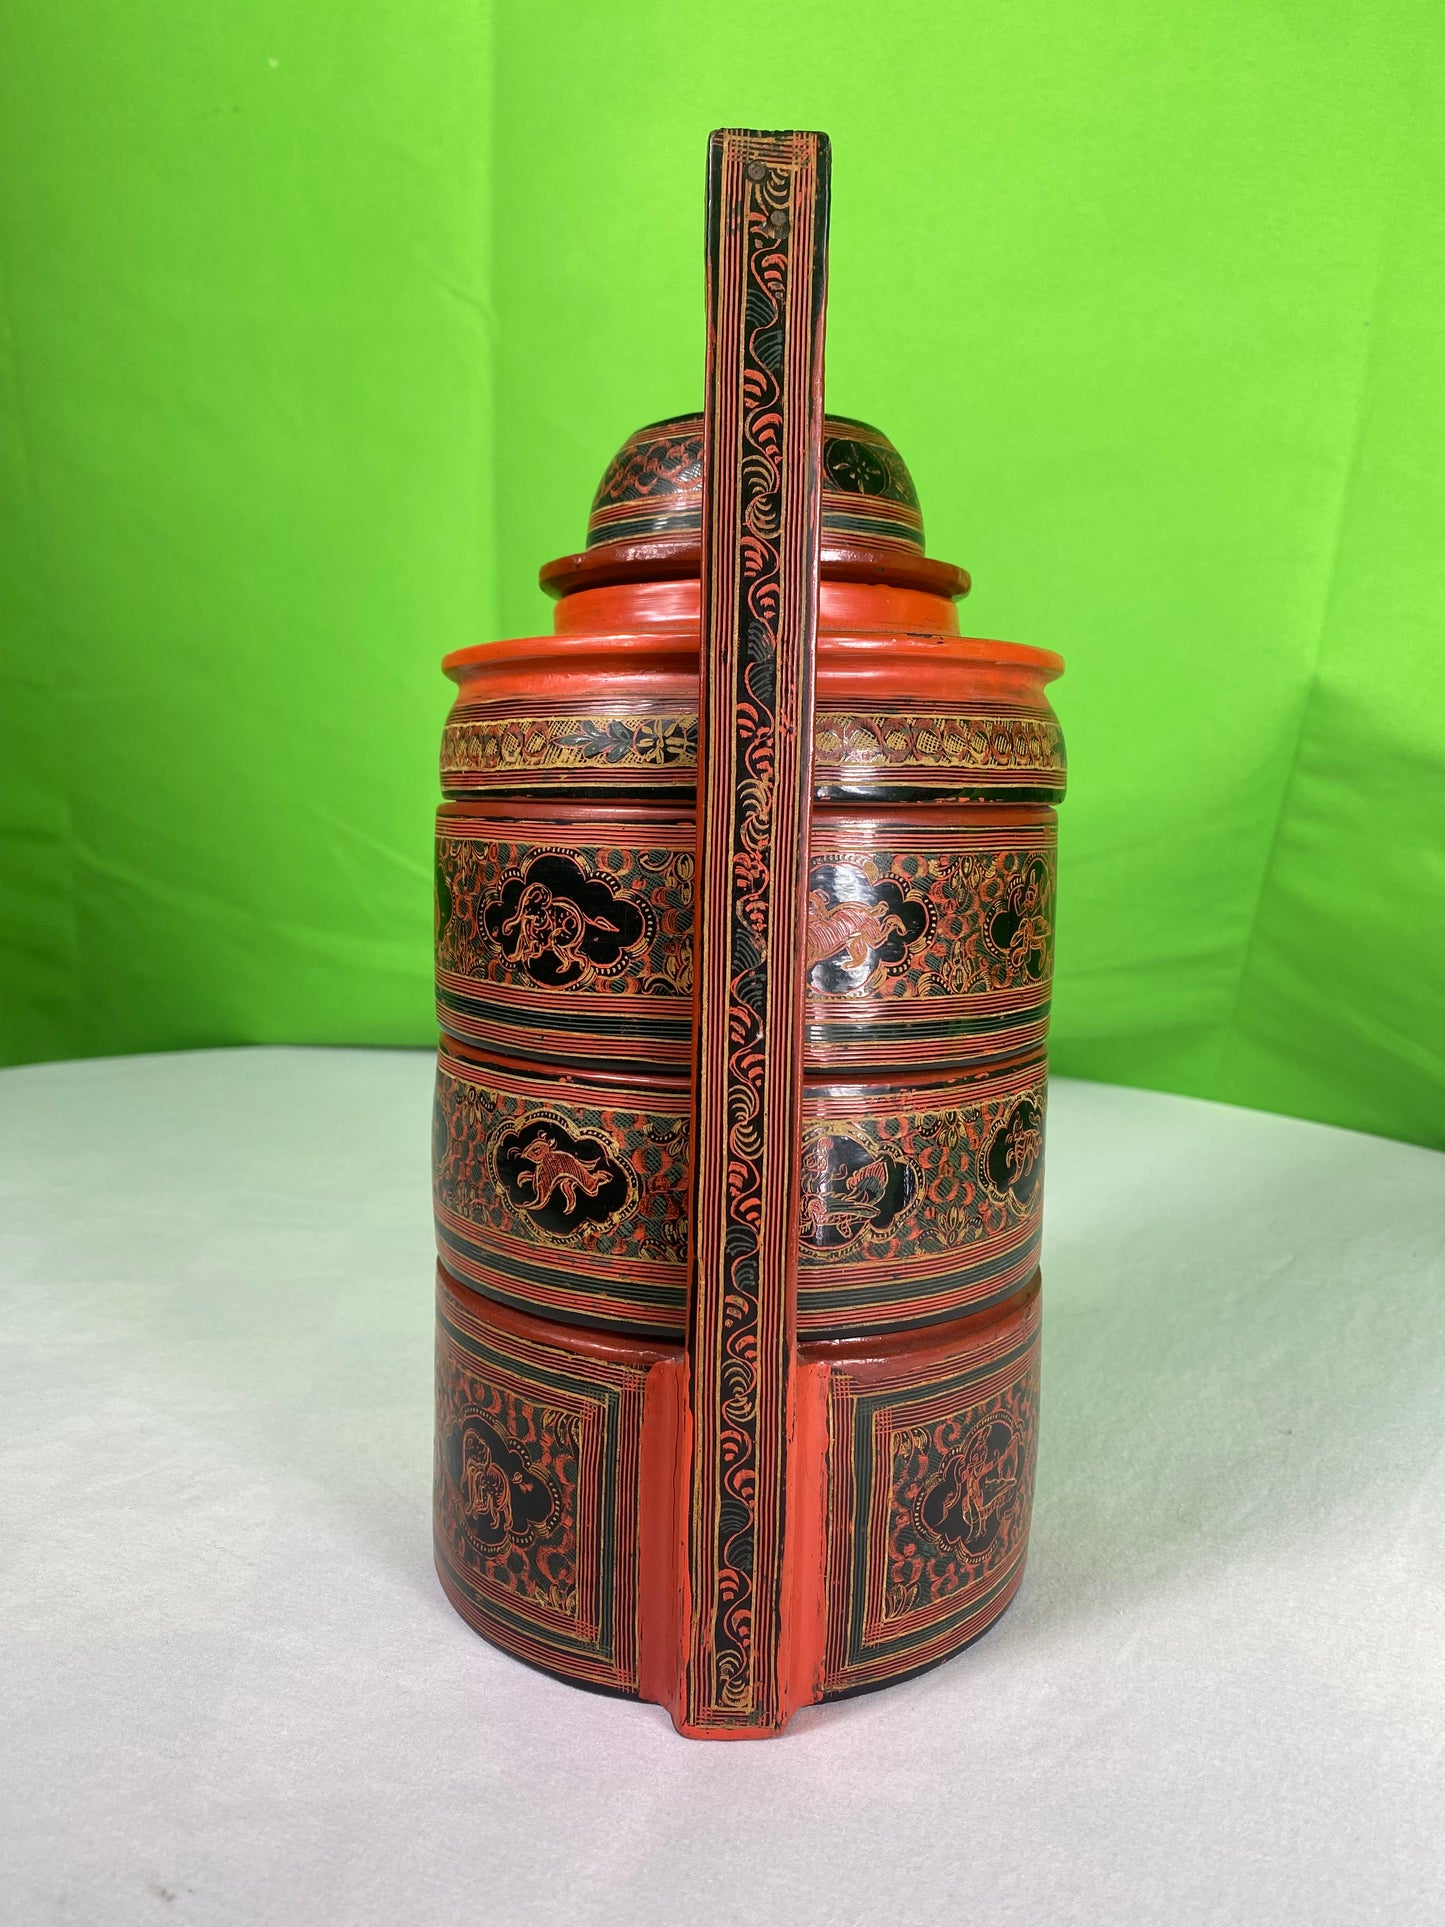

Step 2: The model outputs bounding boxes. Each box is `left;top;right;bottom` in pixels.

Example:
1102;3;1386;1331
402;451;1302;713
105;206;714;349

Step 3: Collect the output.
3;2;1442;1148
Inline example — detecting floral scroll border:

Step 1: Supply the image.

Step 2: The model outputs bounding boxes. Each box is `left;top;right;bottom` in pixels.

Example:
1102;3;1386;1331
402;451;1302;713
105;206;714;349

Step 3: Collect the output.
440;706;1064;795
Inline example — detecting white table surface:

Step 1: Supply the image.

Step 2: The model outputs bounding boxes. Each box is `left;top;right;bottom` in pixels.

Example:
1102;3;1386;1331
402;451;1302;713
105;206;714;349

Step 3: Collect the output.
1;1047;1441;1927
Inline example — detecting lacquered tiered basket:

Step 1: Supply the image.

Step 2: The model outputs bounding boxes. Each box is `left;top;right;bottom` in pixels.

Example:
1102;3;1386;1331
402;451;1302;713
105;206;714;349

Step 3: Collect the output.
432;130;1065;1737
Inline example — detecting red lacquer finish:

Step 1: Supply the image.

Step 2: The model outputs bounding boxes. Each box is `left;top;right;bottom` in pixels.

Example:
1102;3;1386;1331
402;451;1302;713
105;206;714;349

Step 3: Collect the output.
432;130;1065;1737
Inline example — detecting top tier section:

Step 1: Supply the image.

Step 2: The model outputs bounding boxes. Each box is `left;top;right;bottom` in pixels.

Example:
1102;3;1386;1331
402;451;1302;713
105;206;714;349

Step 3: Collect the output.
586;413;924;554
540;413;969;604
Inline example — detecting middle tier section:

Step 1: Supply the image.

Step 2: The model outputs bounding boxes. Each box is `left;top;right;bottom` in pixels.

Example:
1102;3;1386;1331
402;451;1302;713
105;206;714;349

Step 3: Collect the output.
436;799;1055;1074
433;1037;1046;1344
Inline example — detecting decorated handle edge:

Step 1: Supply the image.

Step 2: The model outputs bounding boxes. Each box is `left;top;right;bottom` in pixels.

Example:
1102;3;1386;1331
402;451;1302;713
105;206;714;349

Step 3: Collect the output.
683;127;831;1734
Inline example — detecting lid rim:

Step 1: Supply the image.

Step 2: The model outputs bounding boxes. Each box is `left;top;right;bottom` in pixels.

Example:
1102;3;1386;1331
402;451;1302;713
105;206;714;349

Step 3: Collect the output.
540;536;971;603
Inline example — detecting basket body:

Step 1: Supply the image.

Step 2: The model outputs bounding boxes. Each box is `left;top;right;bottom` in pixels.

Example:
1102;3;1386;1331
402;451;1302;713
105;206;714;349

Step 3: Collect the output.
433;558;1064;1723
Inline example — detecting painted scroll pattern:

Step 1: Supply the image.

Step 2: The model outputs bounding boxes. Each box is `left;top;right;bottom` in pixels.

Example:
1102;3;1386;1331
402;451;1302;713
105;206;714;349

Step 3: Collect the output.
435;814;1052;1072
440;704;1063;796
435;1351;578;1616
799;1078;1047;1270
813;711;1064;786
588;420;706;545
434;1048;1044;1341
439;825;1048;1006
585;413;924;551
441;709;698;788
886;1368;1038;1622
687;129;830;1730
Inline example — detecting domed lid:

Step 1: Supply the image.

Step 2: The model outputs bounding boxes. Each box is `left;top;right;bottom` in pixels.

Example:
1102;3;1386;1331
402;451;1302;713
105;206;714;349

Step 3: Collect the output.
586;412;924;553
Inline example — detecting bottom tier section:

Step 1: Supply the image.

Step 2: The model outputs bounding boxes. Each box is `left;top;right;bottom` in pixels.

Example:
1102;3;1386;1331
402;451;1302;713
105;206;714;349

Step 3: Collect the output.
434;1269;682;1697
816;1287;1040;1698
434;1262;1040;1726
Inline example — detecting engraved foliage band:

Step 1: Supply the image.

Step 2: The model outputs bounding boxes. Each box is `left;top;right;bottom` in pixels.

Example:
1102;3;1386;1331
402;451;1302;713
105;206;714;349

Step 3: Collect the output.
441;704;1064;799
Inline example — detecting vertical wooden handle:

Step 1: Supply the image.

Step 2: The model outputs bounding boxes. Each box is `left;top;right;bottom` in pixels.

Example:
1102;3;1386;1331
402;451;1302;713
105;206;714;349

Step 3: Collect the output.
684;128;831;1736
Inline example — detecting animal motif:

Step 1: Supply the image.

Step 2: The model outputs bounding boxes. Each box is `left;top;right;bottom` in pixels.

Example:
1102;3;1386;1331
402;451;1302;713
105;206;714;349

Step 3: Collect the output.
1002;911;1050;973
805;892;907;978
498;882;620;975
984;1096;1045;1203
515;1130;612;1215
460;1434;513;1536
448;1414;560;1554
800;1139;896;1240
988;861;1053;978
919;1418;1019;1555
1004;1121;1043;1182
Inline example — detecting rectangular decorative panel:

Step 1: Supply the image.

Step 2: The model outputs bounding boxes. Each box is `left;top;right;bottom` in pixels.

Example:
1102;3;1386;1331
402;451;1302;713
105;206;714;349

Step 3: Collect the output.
434;1268;650;1695
822;1285;1041;1697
